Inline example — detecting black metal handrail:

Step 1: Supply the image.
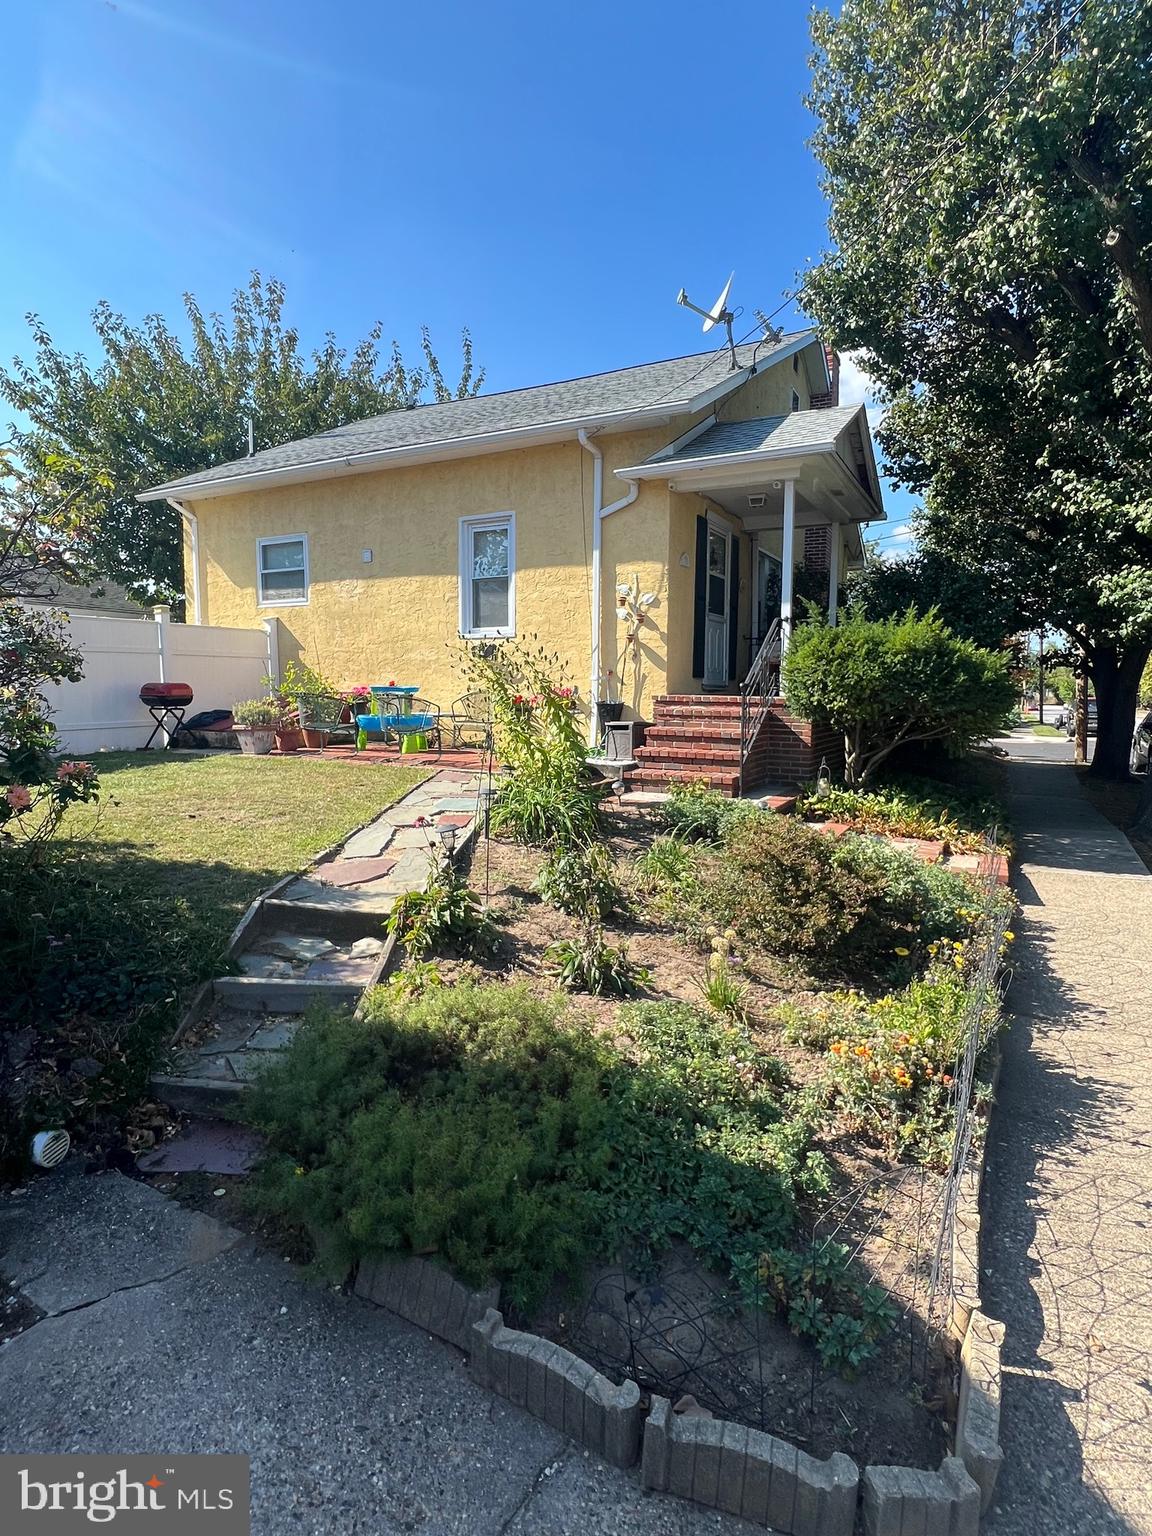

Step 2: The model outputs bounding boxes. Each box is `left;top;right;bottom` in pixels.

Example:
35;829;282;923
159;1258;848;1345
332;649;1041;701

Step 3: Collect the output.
738;620;781;796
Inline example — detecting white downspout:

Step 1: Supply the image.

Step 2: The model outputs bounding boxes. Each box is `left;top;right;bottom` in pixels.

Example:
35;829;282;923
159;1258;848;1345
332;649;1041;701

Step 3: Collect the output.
578;429;639;746
169;498;201;624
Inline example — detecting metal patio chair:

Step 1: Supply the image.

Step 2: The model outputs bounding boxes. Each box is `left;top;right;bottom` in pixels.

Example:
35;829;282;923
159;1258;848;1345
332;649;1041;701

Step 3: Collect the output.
447;690;493;752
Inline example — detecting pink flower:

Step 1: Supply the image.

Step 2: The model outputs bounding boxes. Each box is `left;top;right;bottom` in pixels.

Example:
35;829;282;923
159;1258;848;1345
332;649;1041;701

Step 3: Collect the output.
57;760;94;782
5;785;32;812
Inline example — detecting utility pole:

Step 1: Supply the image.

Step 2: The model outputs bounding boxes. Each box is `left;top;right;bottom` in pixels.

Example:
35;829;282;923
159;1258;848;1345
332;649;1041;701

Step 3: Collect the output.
1037;627;1045;726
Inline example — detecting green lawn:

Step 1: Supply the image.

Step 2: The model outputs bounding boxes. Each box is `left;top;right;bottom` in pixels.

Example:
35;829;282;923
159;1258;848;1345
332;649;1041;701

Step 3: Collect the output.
70;751;428;927
1032;723;1063;737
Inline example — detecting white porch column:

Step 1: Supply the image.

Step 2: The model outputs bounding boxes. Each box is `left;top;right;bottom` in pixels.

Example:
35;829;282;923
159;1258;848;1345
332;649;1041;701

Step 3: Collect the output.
780;479;796;657
827;525;840;626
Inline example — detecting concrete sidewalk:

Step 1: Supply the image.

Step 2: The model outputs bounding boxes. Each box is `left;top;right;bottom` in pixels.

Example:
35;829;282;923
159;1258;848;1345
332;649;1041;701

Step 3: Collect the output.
0;1172;745;1535
983;741;1152;1534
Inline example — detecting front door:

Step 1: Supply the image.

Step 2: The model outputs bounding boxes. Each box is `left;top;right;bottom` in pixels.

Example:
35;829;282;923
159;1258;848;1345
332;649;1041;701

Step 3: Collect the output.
704;522;730;688
756;549;782;652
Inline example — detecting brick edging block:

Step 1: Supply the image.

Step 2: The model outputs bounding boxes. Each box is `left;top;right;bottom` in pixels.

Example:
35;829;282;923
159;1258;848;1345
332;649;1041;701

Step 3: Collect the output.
354;1254;498;1353
955;1310;1006;1514
470;1309;641;1468
641;1395;858;1534
863;1456;980;1535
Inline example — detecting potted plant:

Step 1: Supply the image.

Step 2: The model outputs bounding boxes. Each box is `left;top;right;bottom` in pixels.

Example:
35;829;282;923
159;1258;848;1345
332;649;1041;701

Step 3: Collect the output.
233;697;280;755
278;659;337;748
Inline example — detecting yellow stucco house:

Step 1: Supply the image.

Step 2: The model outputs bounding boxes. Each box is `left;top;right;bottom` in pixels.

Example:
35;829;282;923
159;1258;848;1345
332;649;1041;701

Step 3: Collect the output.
141;329;884;792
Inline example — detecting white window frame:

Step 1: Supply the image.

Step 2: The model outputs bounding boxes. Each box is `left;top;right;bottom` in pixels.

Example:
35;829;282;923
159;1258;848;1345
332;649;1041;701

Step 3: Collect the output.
459;512;516;638
257;534;310;608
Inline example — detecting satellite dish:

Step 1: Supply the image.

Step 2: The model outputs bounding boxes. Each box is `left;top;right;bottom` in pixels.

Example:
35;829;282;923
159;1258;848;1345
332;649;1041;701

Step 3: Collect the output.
676;272;738;367
701;272;734;333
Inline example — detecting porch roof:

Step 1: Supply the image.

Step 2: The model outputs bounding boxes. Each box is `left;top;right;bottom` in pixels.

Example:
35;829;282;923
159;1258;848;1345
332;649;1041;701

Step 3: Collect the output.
614;402;884;525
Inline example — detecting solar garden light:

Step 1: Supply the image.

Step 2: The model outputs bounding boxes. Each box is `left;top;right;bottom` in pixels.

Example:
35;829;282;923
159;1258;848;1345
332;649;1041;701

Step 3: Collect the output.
815;757;833;800
438;823;459;859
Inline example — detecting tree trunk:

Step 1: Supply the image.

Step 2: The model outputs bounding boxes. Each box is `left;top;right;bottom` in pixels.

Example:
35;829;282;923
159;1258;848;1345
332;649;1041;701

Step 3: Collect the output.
1087;646;1146;781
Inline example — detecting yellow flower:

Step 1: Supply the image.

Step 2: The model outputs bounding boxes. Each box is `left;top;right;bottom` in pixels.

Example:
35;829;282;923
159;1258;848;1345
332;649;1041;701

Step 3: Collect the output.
894;946;910;957
1003;931;1015;942
294;1166;306;1177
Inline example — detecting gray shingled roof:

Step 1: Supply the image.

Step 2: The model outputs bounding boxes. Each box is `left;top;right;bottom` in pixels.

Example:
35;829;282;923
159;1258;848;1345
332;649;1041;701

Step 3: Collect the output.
650;405;864;466
15;569;143;617
140;333;815;498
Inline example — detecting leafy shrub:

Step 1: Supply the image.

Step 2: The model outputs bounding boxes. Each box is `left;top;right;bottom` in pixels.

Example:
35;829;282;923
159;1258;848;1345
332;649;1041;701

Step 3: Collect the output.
831;834;974;955
535;844;619;920
0;848;219;1172
701;815;975;977
632;835;695;892
385;865;495;958
700;814;874;970
546;923;650;996
656;781;754;843
760;1243;898;1374
783;611;1016;786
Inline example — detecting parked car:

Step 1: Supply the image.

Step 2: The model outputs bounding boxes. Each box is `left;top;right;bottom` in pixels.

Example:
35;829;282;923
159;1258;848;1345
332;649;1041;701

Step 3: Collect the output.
1064;698;1098;738
1132;710;1152;774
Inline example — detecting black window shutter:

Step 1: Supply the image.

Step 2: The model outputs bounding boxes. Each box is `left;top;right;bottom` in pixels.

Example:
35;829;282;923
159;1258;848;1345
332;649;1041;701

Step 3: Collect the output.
692;516;708;679
728;536;741;681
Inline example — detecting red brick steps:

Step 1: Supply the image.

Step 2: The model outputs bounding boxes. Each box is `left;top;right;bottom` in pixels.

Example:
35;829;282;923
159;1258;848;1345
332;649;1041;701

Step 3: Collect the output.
625;694;842;796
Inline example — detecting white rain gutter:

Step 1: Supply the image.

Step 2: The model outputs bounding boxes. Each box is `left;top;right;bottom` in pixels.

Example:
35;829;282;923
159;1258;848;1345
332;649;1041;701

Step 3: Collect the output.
168;499;201;624
577;429;639;746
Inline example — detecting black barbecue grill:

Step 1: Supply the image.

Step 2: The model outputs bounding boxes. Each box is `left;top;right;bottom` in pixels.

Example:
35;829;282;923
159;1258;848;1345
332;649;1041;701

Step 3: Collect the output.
140;682;193;748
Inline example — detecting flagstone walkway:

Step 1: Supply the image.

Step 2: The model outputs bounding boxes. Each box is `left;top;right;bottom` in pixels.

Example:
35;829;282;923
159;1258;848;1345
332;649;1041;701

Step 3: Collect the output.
983;740;1152;1535
156;768;491;1110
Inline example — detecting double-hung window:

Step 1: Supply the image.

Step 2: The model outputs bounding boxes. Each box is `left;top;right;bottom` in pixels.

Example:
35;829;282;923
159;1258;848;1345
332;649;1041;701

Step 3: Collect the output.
459;514;515;637
257;535;309;606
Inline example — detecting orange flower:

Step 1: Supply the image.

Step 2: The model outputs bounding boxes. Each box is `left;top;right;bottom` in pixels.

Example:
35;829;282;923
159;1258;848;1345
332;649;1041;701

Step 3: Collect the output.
854;1045;872;1060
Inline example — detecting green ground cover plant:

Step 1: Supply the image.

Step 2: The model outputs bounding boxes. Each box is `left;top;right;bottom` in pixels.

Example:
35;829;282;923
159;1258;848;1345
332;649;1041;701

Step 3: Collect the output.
246;985;895;1370
797;774;1007;853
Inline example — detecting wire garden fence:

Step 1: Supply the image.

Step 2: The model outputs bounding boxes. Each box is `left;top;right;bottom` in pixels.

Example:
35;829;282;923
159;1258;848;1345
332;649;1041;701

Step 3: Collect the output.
565;846;1012;1459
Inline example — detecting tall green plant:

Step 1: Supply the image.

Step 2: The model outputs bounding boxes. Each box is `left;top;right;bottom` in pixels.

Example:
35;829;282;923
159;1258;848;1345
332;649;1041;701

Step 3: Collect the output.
461;638;601;846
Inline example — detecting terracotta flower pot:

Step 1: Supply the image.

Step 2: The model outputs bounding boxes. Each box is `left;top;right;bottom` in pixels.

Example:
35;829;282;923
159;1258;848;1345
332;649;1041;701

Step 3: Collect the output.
275;727;303;754
301;728;328;749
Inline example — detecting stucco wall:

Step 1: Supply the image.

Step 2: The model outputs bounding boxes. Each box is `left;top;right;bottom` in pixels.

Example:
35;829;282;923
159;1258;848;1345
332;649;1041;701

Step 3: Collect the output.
183;350;820;721
187;427;681;724
718;348;814;422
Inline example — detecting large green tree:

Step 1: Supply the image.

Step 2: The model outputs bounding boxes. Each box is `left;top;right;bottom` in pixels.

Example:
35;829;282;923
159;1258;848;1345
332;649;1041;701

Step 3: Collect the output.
805;0;1152;778
0;273;482;604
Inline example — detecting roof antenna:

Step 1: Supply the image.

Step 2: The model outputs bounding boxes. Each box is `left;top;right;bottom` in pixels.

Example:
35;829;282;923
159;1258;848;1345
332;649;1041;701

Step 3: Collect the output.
676;272;737;368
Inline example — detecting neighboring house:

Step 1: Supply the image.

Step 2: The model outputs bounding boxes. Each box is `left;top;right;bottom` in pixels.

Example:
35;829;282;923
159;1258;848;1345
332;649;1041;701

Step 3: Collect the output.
140;330;884;791
14;569;143;619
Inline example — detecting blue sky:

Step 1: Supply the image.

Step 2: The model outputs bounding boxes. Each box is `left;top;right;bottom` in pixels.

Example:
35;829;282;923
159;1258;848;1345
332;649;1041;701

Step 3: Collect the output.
1;0;913;547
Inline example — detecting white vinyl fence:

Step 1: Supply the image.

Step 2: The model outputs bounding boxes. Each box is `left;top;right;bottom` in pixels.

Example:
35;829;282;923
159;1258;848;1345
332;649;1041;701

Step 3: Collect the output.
40;607;280;754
